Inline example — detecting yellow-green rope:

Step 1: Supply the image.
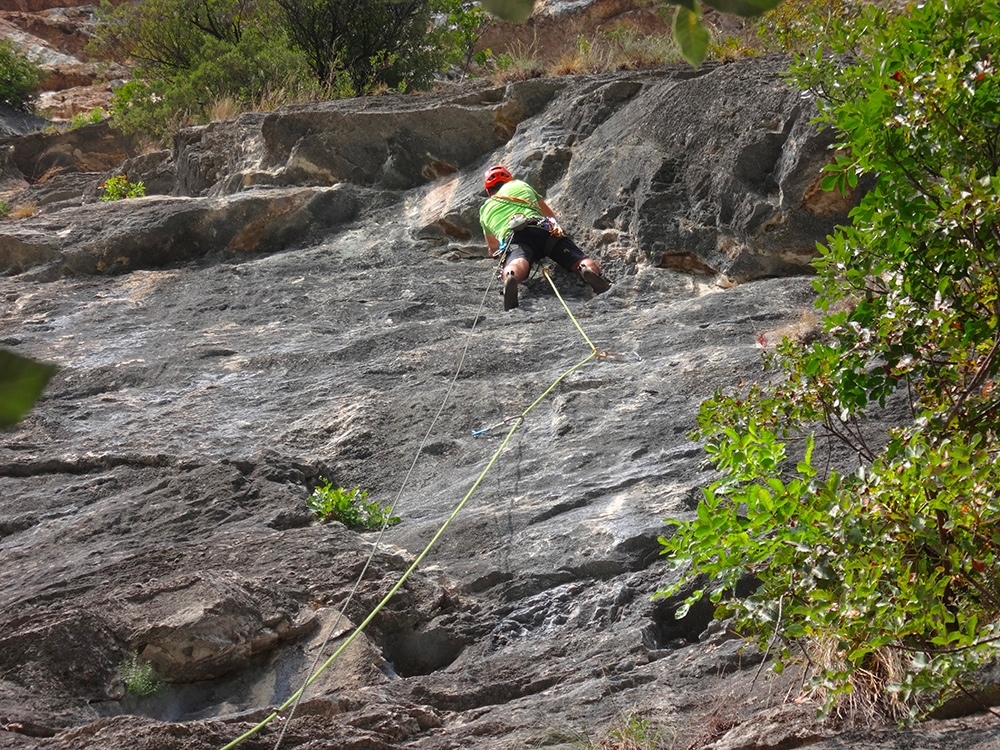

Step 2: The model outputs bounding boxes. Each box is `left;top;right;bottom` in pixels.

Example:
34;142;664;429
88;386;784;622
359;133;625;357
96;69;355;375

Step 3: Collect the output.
541;267;599;353
221;270;604;748
220;347;598;750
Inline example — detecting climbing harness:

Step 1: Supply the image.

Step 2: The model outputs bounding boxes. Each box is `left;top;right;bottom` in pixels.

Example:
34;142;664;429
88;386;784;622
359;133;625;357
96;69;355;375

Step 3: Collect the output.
221;270;608;750
492;217;564;281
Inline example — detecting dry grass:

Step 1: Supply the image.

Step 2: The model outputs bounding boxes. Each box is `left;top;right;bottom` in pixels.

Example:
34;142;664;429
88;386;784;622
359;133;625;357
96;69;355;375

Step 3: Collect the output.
206;82;331;122
681;706;740;750
605;713;668;750
207;96;241;122
526;704;670;749
490;39;548;83
7;201;36;220
758;309;823;349
487;26;681;82
553;29;682;75
807;640;912;726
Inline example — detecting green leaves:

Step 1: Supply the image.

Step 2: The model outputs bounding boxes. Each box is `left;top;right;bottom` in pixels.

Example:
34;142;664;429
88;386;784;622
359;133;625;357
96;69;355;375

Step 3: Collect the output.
701;0;781;16
672;4;710;66
306;480;400;530
0;350;56;429
0;38;40;113
479;0;785;67
479;0;534;23
100;175;147;201
665;0;1000;719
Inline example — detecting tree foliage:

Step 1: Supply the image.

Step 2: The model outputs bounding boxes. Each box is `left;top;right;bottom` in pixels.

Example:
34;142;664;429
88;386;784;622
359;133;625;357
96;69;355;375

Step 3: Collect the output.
273;0;453;94
95;0;482;138
0;39;40;113
660;0;1000;719
94;0;319;139
0;350;56;429
481;0;781;65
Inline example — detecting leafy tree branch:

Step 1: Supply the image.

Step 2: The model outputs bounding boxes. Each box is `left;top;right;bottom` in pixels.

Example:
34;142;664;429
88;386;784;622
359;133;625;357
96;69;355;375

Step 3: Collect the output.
660;0;1000;720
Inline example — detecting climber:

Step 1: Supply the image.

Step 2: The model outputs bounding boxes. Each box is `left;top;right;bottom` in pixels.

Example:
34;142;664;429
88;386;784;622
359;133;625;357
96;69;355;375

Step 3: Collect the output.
479;164;611;311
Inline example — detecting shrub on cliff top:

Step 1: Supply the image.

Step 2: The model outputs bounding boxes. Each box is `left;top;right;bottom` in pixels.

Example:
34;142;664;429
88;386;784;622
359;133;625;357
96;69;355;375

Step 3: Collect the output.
0;39;40;114
94;0;317;141
660;0;1000;721
93;0;471;140
274;0;453;94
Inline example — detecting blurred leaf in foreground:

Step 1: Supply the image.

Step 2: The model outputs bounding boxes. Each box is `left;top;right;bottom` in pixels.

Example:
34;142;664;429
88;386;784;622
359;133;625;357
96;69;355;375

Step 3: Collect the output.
0;349;56;428
480;0;534;23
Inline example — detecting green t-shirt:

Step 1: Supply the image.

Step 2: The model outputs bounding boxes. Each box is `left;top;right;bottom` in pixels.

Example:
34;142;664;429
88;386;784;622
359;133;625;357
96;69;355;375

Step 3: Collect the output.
479;180;544;239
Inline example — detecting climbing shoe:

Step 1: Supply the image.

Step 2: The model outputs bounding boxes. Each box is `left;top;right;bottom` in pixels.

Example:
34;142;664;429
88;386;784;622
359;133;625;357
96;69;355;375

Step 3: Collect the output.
581;268;612;294
503;276;519;311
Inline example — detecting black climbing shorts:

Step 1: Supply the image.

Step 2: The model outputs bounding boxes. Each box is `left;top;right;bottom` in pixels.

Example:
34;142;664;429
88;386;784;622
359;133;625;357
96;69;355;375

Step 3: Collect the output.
503;226;587;273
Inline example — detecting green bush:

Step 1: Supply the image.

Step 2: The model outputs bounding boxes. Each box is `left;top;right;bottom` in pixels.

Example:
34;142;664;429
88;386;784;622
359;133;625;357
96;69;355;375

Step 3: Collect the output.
660;0;1000;721
306;480;400;530
96;0;317;141
0;350;57;428
706;0;886;59
0;39;40;113
69;108;106;129
100;175;146;201
274;0;452;94
437;0;492;77
754;0;864;52
118;652;161;696
96;0;479;141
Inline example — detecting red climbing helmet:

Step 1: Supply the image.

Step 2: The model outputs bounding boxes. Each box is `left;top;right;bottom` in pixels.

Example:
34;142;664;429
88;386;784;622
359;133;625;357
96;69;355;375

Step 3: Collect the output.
484;164;513;191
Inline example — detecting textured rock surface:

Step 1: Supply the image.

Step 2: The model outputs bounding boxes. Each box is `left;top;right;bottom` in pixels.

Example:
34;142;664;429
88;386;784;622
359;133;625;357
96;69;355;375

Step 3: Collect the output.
1;58;857;285
1;57;999;750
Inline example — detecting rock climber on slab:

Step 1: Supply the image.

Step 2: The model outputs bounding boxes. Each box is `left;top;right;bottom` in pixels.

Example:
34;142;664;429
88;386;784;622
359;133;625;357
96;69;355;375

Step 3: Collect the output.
479;165;611;311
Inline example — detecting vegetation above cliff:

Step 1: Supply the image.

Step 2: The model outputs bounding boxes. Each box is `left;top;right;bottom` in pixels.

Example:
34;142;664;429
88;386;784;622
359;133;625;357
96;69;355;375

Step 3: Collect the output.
86;0;860;143
0;38;39;113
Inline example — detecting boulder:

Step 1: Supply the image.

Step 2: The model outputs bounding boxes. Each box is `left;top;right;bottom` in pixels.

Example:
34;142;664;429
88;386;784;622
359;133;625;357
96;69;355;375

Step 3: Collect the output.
554;56;851;282
0;185;361;276
0;104;49;138
4;119;141;182
172;78;567;197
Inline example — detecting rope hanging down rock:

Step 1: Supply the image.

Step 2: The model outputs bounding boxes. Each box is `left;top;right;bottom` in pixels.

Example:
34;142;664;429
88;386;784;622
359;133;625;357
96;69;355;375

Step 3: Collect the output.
220;271;605;750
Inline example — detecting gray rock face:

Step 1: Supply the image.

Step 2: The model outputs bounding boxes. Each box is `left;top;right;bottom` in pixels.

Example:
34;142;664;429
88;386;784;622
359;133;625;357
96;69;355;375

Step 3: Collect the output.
0;105;50;138
4;120;140;183
2;56;857;285
0;56;996;750
0;187;361;277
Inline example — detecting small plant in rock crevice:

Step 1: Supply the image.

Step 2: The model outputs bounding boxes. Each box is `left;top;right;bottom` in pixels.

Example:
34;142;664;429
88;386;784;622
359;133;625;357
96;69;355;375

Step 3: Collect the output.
118;651;162;696
7;201;35;219
603;713;664;749
69;108;106;129
100;175;146;201
527;712;666;750
306;479;400;530
584;712;666;750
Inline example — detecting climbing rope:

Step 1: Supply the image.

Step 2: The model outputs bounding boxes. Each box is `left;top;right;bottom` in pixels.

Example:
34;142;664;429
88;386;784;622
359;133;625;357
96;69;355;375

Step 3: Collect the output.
221;271;603;750
269;280;497;750
541;267;608;357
